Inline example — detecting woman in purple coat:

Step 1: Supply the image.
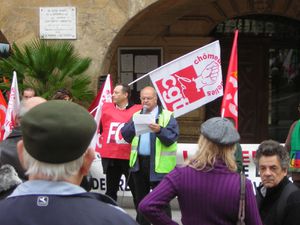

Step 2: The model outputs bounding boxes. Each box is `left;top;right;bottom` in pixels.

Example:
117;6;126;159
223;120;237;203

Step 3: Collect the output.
138;117;262;225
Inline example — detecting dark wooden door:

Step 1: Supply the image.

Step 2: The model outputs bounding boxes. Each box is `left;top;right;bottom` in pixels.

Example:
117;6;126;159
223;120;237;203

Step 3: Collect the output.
206;38;269;143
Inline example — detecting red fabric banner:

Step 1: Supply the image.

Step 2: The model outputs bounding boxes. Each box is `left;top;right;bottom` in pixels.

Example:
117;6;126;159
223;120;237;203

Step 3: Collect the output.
221;30;239;128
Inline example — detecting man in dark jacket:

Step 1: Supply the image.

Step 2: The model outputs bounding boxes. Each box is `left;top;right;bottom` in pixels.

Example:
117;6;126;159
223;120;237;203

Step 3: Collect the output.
0;101;137;225
121;86;179;225
255;140;298;225
283;189;300;225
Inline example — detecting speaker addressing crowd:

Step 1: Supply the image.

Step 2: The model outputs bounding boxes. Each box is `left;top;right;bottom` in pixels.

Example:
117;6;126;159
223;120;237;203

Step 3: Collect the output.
121;86;179;225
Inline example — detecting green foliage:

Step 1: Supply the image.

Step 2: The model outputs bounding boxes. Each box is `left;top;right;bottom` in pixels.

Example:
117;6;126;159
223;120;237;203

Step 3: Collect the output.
0;39;94;103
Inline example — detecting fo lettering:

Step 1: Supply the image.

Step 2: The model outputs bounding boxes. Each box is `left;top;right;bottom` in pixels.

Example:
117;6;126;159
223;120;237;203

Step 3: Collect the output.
107;122;126;144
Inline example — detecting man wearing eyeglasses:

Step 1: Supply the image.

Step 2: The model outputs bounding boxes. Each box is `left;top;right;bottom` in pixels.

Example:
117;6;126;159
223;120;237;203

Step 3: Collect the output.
121;86;179;225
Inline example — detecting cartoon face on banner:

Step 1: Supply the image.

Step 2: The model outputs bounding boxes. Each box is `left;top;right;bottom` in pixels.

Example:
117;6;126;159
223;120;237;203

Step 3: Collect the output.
150;42;223;117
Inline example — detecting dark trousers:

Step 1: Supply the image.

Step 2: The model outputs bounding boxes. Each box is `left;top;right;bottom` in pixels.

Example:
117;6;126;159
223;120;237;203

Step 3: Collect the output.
103;158;136;208
132;156;171;225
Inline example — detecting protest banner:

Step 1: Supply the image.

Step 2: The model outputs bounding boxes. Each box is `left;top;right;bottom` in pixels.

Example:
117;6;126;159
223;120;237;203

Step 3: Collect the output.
221;30;239;128
0;91;7;141
89;74;112;151
90;143;262;195
148;41;223;118
3;72;20;140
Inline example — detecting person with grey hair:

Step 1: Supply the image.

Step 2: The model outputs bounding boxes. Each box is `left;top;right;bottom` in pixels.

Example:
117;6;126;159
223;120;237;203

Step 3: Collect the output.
0;100;137;225
255;139;298;225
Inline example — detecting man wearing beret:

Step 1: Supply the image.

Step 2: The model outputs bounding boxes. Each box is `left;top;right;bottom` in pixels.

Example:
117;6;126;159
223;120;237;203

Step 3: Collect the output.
0;100;137;225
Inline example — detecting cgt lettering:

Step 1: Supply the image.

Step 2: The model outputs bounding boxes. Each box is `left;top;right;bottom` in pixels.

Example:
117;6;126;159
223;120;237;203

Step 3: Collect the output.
161;76;189;111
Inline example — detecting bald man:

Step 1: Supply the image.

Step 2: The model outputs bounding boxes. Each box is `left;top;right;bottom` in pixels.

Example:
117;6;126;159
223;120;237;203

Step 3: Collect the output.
0;97;47;181
121;86;179;225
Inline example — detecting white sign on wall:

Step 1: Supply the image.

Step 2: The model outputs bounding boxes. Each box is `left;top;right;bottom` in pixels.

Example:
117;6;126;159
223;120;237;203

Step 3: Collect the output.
40;7;76;39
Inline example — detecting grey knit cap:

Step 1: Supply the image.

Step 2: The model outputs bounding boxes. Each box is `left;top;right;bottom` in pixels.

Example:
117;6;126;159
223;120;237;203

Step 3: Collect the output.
200;117;240;145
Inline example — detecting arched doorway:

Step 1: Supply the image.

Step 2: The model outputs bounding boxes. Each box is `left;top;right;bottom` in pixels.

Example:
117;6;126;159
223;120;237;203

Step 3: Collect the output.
106;0;300;143
207;15;300;143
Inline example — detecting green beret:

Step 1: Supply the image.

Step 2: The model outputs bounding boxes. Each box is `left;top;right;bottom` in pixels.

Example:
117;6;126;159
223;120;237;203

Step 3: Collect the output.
21;100;96;164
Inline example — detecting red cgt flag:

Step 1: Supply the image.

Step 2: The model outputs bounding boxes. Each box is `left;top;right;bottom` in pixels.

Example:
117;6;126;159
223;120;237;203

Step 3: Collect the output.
221;30;239;128
0;90;7;141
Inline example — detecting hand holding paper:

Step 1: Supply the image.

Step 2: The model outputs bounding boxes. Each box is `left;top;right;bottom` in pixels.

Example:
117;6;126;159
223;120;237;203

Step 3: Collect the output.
133;114;155;135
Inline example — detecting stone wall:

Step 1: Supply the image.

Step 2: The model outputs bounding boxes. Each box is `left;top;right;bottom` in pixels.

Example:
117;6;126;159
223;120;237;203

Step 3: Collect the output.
0;0;158;90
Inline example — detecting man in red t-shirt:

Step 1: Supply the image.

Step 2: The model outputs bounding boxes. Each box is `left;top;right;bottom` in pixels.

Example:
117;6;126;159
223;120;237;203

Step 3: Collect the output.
99;84;141;204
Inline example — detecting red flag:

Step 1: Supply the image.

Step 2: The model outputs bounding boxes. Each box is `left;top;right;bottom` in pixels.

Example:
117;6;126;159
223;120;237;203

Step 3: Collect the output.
221;30;238;128
3;71;20;140
0;90;7;141
89;74;112;150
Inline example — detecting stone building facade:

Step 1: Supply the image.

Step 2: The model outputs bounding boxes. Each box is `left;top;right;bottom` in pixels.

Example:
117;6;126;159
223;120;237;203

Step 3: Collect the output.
1;0;300;143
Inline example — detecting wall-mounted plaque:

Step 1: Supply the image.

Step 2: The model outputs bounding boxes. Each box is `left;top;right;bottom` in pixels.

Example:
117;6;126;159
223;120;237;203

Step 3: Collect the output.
40;7;76;39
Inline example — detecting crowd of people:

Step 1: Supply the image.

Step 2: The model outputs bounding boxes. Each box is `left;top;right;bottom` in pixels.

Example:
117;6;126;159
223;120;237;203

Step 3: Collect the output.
0;84;299;225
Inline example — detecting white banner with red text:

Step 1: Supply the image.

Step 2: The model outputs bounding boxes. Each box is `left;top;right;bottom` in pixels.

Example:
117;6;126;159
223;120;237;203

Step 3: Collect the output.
149;41;223;118
90;143;262;195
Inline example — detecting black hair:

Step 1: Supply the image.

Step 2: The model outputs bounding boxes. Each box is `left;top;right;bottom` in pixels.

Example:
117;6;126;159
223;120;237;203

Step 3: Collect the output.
115;83;131;99
52;88;72;100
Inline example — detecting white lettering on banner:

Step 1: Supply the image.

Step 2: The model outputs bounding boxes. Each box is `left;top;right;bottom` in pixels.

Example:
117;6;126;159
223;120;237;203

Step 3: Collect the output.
89;144;264;195
150;41;222;118
107;122;126;144
225;75;238;117
161;75;190;111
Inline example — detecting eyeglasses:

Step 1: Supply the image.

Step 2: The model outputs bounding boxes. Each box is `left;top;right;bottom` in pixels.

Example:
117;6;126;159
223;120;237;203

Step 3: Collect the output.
140;97;155;101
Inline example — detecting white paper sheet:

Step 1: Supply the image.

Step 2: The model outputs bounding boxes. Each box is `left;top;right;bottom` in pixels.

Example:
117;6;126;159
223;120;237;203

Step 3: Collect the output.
133;114;155;135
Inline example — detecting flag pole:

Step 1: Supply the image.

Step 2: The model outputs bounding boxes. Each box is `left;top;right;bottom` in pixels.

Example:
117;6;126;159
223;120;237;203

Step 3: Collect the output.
128;72;150;86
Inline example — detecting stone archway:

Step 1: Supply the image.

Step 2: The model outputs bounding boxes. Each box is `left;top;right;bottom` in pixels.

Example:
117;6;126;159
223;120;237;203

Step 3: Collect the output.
104;0;300;143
